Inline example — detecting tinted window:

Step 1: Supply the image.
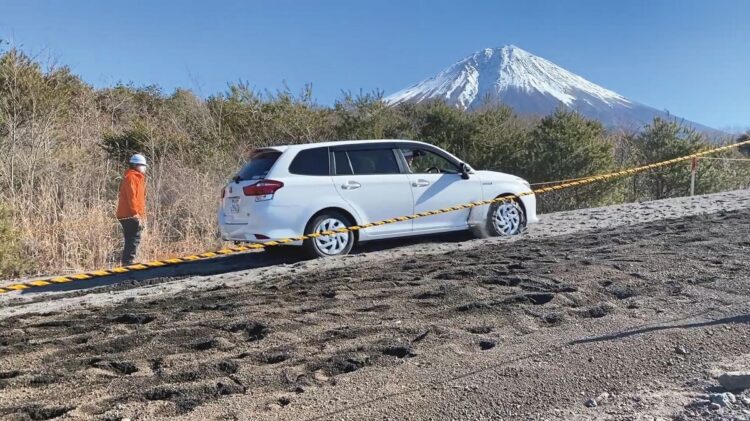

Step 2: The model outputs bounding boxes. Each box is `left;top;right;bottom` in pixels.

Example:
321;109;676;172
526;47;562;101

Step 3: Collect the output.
289;147;330;176
347;149;400;175
334;151;353;175
237;151;281;181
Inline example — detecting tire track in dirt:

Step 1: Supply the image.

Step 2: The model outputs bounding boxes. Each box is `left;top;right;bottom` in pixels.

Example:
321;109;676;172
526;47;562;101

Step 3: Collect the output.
1;204;750;419
2;189;750;318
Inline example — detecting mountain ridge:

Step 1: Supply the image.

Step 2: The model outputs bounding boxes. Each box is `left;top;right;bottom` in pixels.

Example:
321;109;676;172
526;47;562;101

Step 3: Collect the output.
385;45;720;134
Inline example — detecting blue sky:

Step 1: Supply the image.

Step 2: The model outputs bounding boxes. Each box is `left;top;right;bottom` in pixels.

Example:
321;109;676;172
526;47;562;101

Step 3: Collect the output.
1;0;748;130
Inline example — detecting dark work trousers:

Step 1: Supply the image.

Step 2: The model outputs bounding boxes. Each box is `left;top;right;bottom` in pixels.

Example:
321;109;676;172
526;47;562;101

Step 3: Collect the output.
119;217;142;266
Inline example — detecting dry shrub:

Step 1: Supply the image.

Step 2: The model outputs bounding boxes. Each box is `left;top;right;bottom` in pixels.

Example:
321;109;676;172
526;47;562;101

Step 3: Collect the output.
0;48;233;277
1;46;746;279
139;162;226;261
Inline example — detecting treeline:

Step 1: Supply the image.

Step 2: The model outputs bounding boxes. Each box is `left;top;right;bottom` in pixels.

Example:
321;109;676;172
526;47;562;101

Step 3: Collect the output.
0;46;748;277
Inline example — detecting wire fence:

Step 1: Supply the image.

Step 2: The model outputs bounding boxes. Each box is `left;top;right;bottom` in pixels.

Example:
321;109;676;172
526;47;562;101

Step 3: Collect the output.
536;156;750;214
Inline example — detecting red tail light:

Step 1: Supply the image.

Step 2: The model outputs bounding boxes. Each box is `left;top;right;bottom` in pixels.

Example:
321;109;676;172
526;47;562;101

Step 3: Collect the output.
243;179;284;197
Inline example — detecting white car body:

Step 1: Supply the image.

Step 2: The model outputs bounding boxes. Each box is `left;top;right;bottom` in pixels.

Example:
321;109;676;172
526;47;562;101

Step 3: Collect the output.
218;140;538;247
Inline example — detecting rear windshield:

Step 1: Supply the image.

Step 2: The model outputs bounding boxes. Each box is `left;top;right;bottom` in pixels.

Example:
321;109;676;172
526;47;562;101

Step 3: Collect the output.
236;151;281;181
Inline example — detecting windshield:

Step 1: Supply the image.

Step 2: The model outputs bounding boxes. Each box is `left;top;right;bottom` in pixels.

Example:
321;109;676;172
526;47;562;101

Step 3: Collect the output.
236;150;281;181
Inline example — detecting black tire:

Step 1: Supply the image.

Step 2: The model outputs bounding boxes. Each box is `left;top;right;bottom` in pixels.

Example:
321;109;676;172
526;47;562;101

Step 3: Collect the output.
302;211;356;258
472;197;526;238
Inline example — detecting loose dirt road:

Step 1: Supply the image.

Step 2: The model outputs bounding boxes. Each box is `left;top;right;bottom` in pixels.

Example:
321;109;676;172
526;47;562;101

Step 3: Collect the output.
2;191;750;420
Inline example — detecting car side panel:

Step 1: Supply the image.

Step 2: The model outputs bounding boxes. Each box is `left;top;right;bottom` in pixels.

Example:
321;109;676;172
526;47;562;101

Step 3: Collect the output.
219;175;363;245
331;173;415;240
407;173;482;232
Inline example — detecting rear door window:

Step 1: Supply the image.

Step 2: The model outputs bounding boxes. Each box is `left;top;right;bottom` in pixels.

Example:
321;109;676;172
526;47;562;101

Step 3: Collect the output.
346;149;400;175
236;151;281;181
289;147;330;176
334;151;353;175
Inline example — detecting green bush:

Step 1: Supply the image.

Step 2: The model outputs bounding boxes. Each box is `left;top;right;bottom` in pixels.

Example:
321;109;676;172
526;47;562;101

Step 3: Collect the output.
523;108;617;211
101;123;152;163
625;118;732;200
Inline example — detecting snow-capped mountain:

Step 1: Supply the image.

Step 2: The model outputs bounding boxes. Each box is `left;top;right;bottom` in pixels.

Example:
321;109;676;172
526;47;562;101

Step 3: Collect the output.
386;45;718;133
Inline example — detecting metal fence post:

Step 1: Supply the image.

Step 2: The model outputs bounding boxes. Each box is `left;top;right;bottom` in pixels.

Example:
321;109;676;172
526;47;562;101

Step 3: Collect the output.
690;157;698;196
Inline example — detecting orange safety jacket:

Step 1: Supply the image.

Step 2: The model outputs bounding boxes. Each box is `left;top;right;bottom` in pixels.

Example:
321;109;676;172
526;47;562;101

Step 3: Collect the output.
116;169;146;219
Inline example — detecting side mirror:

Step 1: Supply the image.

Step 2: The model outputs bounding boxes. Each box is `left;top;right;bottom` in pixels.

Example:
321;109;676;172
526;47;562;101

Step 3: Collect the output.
460;163;470;180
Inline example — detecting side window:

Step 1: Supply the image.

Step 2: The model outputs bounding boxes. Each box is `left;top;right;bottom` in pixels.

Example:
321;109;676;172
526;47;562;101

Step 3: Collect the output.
400;148;459;174
346;149;400;175
289;147;329;176
334;151;353;175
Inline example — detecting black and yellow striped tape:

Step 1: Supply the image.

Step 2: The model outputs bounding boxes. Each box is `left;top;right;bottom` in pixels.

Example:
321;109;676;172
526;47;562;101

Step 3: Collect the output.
1;139;748;295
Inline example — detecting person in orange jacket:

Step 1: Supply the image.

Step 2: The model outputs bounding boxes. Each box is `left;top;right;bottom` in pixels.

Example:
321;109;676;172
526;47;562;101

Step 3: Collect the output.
117;154;147;265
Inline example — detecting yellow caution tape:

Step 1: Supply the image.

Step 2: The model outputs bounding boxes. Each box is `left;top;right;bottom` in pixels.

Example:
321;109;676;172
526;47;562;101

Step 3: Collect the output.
1;139;748;295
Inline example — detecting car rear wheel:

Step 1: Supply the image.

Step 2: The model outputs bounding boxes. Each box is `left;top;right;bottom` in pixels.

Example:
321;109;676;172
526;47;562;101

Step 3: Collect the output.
473;197;526;238
303;211;355;258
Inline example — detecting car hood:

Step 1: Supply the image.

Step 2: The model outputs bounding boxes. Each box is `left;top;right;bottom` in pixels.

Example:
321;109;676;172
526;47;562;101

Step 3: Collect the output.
473;170;530;187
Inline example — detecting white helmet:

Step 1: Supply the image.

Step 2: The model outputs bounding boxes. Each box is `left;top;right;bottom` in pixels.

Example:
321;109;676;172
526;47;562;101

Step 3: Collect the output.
129;154;148;166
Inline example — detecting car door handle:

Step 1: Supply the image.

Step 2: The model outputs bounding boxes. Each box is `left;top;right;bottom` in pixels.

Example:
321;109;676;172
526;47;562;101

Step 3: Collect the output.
341;181;361;190
412;179;430;187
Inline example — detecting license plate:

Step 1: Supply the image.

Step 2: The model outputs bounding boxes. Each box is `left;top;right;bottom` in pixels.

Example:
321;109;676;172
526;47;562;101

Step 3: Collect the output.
230;198;241;214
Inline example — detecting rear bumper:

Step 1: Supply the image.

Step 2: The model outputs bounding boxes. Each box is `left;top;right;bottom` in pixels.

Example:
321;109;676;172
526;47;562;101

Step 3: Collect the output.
218;208;303;246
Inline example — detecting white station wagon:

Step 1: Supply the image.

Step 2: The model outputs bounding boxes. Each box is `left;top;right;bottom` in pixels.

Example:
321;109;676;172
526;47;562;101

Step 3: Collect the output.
219;140;538;257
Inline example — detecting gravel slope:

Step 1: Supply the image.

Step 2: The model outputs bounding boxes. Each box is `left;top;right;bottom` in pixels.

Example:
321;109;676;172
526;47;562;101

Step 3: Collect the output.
1;190;750;420
2;190;750;317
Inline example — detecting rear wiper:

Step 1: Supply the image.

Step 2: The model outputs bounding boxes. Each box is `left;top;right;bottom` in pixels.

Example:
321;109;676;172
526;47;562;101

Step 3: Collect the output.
232;175;241;183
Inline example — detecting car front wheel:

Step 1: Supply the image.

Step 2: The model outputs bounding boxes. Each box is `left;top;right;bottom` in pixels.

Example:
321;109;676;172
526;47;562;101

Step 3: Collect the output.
473;197;526;238
489;198;526;236
303;211;355;258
